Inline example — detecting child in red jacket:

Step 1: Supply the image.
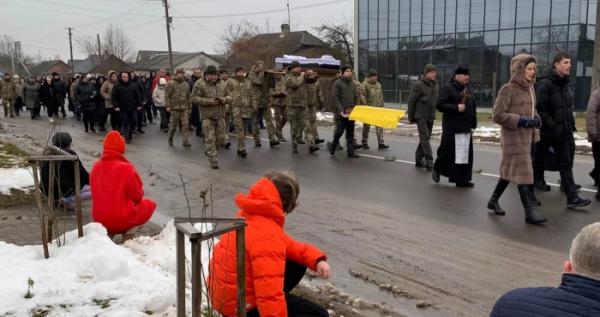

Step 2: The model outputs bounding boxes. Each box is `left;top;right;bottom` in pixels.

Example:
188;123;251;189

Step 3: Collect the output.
90;131;156;238
209;171;331;317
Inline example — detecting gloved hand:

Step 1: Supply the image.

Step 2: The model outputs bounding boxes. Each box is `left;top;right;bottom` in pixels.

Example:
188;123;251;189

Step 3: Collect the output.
518;116;541;128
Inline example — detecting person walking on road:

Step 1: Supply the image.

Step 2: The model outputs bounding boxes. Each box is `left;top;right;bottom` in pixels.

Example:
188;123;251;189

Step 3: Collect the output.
286;64;319;154
269;71;288;143
75;74;98;133
100;71;120;131
23;77;40;119
129;71;146;134
112;71;141;143
327;65;361;158
586;86;600;201
51;72;67;118
249;61;267;147
0;72;17;118
533;52;590;209
488;54;547;225
40;77;57;122
166;69;192;148
360;69;389;150
431;64;477;187
226;65;254;158
152;77;169;131
408;64;438;170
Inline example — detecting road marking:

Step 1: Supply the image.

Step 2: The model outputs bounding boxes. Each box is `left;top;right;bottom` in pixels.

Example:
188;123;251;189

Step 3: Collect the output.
361;154;598;193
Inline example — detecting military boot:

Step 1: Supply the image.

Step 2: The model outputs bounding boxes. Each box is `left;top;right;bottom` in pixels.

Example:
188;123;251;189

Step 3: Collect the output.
210;160;219;169
309;145;320;154
168;138;173;146
292;143;299;154
237;149;247;158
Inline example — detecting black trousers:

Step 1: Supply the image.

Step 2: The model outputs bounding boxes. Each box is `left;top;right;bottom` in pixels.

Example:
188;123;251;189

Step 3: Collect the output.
331;116;355;154
81;109;95;131
534;135;578;195
14;97;23;115
592;142;600;186
105;108;121;131
120;110;137;140
136;108;145;130
246;260;328;317
157;107;169;130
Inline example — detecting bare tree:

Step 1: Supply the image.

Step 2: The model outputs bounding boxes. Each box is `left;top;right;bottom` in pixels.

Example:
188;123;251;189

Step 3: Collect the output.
218;20;260;59
314;21;354;66
77;24;135;62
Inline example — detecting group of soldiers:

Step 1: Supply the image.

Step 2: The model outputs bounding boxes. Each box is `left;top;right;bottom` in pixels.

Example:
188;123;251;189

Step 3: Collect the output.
166;60;330;169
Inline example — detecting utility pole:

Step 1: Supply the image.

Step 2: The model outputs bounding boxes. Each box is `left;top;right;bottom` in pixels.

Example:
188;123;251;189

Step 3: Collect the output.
286;0;291;27
592;4;600;91
67;27;74;76
97;33;102;60
162;0;174;73
10;42;16;75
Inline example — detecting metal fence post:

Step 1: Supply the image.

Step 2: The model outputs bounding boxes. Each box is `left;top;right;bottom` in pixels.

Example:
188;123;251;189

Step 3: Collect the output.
191;238;202;317
73;158;83;237
236;226;246;317
176;228;185;317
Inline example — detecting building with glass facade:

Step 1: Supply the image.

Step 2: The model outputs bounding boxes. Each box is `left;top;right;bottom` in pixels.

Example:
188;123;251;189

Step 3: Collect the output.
356;0;597;109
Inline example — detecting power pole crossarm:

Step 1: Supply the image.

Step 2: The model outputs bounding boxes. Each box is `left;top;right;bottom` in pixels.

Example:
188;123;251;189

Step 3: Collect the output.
163;0;174;74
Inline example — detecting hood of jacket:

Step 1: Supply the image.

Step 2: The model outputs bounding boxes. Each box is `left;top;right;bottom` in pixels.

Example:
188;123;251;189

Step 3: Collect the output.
540;65;570;87
234;177;285;227
510;54;536;88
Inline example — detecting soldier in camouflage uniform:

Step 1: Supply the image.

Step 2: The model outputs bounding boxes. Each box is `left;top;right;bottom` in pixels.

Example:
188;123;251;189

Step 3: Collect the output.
191;65;230;169
304;72;325;144
286;61;319;154
248;61;268;147
218;68;232;149
0;73;17;118
269;72;288;143
360;69;389;150
166;69;192;148
225;66;254;158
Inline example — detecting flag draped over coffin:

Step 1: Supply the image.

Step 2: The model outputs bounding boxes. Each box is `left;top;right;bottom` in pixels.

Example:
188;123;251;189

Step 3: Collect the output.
349;106;406;129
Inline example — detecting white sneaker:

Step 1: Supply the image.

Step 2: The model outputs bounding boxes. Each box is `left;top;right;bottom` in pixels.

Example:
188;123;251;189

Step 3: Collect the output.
49;117;55;123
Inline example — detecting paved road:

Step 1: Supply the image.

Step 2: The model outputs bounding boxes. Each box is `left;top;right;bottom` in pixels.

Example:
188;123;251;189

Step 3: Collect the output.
4;115;598;316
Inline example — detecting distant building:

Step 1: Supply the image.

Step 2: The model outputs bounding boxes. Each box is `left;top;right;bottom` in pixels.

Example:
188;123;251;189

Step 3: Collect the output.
29;60;72;77
225;24;332;69
70;53;131;76
133;51;222;73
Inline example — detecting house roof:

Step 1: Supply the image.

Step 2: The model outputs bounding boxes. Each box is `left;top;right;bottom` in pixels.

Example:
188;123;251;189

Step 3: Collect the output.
29;60;71;75
250;31;328;52
70;54;129;74
133;51;219;71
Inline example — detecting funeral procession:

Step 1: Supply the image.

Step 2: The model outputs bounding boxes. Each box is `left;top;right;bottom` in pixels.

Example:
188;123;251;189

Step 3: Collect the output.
3;0;600;316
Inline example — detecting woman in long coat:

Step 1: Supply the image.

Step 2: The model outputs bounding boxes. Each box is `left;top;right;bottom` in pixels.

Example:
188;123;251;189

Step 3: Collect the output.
489;54;547;225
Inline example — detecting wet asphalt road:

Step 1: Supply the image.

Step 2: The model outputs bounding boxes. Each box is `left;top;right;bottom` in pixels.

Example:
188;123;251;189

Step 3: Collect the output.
5;115;599;316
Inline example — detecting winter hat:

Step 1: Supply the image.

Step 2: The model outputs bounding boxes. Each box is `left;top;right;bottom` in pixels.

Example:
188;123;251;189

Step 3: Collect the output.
51;72;59;77
103;131;126;154
52;132;72;149
205;65;218;75
423;64;437;74
367;69;378;77
218;67;229;74
175;68;185;75
159;77;167;85
340;65;352;74
454;64;470;76
288;60;300;70
234;65;245;73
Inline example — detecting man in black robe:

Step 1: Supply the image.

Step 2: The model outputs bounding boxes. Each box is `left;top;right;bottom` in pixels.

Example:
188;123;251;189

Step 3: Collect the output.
432;64;477;187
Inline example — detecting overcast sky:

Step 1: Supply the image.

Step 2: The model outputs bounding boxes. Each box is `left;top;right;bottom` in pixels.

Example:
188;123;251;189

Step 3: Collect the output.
1;0;353;61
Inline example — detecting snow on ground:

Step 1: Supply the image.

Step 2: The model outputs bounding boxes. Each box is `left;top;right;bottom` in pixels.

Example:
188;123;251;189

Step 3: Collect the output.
0;167;34;194
0;221;214;316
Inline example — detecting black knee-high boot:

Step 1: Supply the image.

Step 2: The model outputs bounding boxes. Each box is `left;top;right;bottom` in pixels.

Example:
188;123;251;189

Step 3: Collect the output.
517;184;547;225
487;179;509;215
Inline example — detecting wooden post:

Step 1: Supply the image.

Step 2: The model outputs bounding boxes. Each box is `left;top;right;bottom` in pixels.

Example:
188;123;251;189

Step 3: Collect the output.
236;226;246;317
176;229;185;317
191;239;202;317
73;160;83;237
31;164;49;259
46;162;55;243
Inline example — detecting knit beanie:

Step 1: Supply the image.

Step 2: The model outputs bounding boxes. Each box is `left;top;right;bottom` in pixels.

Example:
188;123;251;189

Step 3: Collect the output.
288;60;300;70
454;64;470;76
423;64;437;74
51;72;59;77
103;131;126;154
340;65;352;74
367;69;378;77
205;65;218;75
234;65;245;73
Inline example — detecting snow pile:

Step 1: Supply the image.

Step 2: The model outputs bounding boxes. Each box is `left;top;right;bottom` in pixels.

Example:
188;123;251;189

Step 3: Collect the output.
0;221;215;316
473;126;501;138
574;133;592;148
0;167;34;194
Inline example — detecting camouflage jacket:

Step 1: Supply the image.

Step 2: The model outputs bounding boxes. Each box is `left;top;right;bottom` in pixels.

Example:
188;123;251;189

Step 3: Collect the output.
192;79;230;119
305;79;324;109
248;70;266;108
269;77;287;108
226;76;253;118
354;80;366;105
165;78;191;111
0;78;17;100
285;72;306;107
360;79;384;107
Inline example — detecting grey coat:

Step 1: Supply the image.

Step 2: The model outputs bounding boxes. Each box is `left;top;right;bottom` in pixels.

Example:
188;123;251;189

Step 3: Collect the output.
407;78;438;122
587;88;600;143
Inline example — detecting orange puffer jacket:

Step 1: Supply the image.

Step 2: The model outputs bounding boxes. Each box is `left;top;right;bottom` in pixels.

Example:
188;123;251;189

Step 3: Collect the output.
208;177;326;317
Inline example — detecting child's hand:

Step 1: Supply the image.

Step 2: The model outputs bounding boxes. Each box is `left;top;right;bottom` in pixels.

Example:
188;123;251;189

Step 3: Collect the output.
316;261;331;279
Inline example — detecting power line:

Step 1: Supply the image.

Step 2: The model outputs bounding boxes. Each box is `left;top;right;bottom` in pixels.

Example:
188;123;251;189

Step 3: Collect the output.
29;0;161;17
177;0;350;19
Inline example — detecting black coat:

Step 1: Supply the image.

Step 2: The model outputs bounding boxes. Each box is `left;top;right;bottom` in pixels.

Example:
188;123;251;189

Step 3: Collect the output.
111;80;141;112
535;66;576;139
130;78;145;105
75;81;97;111
491;273;600;317
40;148;89;200
332;77;360;115
51;79;66;100
39;83;54;107
436;79;477;134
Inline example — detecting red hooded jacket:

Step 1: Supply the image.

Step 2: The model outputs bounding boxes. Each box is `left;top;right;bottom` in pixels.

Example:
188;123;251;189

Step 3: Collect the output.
90;131;156;235
208;177;326;317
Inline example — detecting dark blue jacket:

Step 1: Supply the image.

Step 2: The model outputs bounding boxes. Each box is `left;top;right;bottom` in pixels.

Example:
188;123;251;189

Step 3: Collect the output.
490;274;600;317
